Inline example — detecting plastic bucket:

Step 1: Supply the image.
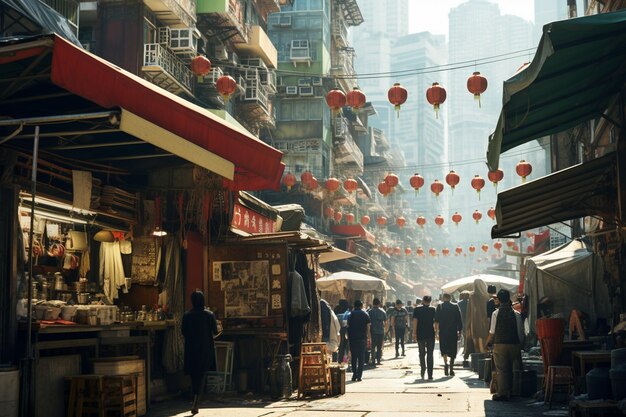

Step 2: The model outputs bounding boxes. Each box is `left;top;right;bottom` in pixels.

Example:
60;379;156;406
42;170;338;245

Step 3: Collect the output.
0;368;19;417
536;318;565;339
611;348;626;370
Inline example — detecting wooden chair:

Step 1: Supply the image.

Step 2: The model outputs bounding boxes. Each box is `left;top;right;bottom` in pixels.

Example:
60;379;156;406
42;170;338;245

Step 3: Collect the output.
545;366;574;409
298;343;332;398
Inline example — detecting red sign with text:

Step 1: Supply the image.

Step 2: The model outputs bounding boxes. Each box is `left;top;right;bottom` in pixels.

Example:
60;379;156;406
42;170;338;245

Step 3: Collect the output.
231;203;277;234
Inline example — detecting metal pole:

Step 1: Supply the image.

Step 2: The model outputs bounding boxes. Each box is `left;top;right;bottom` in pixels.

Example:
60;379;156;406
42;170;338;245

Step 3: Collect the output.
21;126;39;417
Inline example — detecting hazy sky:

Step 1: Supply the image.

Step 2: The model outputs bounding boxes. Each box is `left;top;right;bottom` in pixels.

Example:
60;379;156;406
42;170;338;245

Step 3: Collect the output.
409;0;534;35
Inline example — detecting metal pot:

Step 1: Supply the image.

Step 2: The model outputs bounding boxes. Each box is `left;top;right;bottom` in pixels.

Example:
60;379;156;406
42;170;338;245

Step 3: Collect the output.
77;293;89;304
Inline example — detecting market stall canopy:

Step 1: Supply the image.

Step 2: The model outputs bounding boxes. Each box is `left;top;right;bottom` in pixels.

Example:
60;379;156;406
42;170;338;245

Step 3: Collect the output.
492;152;616;238
486;9;626;171
525;239;611;335
318;247;356;264
316;271;388;293
0;35;285;191
0;0;81;45
441;274;518;294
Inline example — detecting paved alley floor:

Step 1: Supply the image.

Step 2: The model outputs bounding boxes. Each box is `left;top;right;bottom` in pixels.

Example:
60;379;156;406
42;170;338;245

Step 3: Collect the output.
147;342;567;417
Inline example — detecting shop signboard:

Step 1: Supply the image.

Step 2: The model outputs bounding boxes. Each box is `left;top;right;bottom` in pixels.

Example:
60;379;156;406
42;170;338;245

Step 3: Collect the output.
231;202;277;234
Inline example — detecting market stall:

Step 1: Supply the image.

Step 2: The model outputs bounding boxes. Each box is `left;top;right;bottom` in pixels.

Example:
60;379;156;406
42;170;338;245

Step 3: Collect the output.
316;271;389;307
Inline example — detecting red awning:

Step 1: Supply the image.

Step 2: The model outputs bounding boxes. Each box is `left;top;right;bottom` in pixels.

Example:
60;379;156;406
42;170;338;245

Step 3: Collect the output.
330;224;375;245
44;35;284;190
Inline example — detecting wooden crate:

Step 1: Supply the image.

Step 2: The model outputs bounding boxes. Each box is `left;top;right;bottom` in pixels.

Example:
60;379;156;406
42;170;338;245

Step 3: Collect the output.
93;357;146;415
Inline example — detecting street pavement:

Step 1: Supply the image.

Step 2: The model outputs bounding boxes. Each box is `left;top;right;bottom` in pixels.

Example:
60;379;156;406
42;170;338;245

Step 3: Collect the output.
147;342;568;417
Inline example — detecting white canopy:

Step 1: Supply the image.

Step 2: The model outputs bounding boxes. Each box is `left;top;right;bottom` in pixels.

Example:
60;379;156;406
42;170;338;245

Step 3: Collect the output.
525;239;611;334
441;274;519;294
316;271;388;293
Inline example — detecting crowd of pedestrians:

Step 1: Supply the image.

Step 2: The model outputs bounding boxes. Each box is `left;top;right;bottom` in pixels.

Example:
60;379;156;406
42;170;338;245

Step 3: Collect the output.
317;278;524;399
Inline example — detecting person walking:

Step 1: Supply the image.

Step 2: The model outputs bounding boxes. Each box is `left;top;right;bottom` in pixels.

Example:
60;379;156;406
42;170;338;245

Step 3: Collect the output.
390;299;409;358
368;298;387;365
457;291;470;367
182;290;219;415
486;289;524;401
465;279;491;356
347;299;370;381
334;299;350;363
412;295;436;379
435;293;463;376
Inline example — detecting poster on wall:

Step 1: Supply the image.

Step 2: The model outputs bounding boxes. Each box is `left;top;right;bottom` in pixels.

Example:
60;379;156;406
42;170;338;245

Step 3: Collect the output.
214;260;270;318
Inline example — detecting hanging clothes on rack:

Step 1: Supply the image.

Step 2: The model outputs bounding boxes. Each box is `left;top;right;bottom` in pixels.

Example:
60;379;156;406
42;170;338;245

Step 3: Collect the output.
99;241;126;302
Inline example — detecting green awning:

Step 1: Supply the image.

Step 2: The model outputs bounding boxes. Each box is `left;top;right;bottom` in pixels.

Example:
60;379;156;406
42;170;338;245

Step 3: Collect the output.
491;152;616;238
486;10;626;171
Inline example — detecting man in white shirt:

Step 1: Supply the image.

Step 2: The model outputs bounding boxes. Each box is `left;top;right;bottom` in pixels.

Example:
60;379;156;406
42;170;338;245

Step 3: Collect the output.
485;289;524;401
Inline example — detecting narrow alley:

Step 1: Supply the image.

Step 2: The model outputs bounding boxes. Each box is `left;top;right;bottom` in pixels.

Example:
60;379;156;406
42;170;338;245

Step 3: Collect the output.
148;342;559;417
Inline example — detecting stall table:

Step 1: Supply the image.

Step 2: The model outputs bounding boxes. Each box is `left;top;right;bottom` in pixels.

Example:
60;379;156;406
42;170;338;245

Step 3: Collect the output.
571;350;611;394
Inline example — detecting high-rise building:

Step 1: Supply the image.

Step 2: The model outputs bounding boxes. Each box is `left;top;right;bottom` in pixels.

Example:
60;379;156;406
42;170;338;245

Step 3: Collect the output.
354;0;409;40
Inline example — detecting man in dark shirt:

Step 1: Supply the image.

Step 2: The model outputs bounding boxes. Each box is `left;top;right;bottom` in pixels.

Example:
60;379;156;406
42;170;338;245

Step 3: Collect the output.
368;298;387;365
390;299;409;357
412;295;436;379
347;299;370;381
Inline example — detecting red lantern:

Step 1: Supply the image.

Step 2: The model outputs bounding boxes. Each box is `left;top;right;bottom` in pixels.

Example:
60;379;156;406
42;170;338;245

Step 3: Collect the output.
346;87;366;110
326;89;346;115
216;75;237;101
442;248;450;256
282;172;296;191
191;55;211;80
405;247;411;256
455;246;463;255
326;177;340;193
472;210;482;224
307;177;319;190
416;247;424;256
378;181;392;197
345;213;355;224
384;173;399;188
388;82;408;117
481;243;489;253
361;215;370;225
506;239;515;248
467;71;488;107
494;241;502;251
396;216;406;228
429;248;437;257
487;207;496;221
488;169;504;190
376;216;387;226
516;160;532;182
513;245;519;252
434;215;444;227
394;246;401;255
409;173;425;193
430;180;444;197
471;175;485;199
426;82;446;118
333;211;343;223
343;178;358;194
469;245;476;253
324;207;334;218
451;212;462;225
416;216;426;228
301;170;314;186
445;170;460;189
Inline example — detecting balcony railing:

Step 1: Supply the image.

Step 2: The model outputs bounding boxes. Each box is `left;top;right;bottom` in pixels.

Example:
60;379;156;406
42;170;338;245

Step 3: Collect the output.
144;0;196;27
331;19;348;47
142;43;193;94
334;116;363;171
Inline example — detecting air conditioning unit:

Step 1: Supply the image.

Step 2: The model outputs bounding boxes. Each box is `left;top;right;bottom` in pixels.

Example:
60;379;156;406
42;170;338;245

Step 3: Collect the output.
228;51;239;65
276;15;292;27
286;86;298;95
299;86;314;96
311;77;323;86
298;78;310;87
214;45;228;61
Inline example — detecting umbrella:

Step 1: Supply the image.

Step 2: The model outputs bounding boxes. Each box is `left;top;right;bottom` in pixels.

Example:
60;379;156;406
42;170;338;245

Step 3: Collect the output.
316;271;387;293
441;274;519;294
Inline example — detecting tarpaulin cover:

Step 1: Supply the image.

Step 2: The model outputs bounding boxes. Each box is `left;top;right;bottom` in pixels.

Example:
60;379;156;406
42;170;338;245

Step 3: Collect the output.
441;274;519;294
524;239;611;335
316;271;387;293
0;0;80;45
